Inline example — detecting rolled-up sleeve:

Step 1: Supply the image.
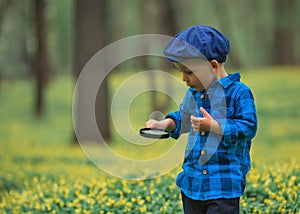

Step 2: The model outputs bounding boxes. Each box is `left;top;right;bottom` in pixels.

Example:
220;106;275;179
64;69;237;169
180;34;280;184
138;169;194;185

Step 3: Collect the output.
166;111;181;139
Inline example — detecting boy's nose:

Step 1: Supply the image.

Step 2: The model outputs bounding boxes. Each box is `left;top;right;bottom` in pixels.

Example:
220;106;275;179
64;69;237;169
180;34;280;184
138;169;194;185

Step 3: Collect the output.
182;73;188;82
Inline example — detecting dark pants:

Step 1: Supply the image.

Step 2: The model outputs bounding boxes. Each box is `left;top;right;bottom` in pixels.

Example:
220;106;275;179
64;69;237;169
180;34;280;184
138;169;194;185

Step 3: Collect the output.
181;191;240;214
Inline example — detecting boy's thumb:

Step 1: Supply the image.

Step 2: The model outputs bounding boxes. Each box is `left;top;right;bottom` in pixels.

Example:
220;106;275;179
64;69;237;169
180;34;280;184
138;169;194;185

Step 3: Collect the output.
200;107;209;117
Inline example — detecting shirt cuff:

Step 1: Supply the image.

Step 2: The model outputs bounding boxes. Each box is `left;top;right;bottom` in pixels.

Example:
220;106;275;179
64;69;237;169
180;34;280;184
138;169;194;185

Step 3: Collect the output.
165;114;181;139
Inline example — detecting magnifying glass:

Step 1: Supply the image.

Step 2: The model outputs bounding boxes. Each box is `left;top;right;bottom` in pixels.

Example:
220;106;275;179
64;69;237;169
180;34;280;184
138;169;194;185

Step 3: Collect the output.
139;128;170;139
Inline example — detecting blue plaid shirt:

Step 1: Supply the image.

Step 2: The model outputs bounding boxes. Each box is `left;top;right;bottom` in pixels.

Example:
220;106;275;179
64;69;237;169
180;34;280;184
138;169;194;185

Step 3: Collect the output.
166;72;257;200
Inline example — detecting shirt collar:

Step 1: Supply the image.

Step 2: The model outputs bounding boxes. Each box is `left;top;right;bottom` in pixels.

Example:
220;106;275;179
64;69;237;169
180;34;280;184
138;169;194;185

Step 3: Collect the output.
218;72;241;88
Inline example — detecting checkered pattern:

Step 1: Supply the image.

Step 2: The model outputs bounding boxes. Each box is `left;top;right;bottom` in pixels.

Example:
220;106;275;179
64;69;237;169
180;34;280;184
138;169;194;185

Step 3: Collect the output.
166;72;257;200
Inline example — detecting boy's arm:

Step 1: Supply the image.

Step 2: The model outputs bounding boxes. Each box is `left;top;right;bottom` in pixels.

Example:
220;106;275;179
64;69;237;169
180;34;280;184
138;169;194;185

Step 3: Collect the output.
216;88;257;146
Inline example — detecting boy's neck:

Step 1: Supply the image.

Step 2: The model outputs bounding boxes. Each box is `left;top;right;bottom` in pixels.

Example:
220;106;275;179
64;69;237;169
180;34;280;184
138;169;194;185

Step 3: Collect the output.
217;66;228;80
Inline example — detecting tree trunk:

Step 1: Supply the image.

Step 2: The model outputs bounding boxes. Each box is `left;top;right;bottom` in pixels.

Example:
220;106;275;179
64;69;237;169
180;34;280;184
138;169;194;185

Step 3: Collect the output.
34;0;53;117
73;0;110;144
272;0;295;65
139;0;176;115
155;0;177;112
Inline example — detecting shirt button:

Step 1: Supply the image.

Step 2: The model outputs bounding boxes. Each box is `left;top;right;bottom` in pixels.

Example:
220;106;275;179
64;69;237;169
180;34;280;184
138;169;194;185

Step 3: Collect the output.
202;170;208;175
200;131;206;136
200;150;205;155
200;94;205;99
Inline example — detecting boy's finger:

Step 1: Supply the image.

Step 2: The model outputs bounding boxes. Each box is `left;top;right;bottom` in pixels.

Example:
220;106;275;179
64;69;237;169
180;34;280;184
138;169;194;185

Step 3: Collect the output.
191;124;199;132
145;119;155;128
190;115;195;122
190;115;200;123
145;121;151;128
200;107;211;118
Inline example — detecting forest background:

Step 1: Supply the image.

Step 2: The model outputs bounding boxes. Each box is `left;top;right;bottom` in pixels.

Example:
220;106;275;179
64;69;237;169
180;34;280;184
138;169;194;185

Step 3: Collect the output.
0;0;300;213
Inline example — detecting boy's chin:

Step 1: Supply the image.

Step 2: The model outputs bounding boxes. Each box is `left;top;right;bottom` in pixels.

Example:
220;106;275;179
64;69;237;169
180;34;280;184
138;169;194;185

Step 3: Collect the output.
195;86;206;92
188;85;204;92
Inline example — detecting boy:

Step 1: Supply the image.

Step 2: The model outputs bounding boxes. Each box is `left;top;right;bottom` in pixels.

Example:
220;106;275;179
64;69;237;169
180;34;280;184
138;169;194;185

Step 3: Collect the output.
145;25;257;213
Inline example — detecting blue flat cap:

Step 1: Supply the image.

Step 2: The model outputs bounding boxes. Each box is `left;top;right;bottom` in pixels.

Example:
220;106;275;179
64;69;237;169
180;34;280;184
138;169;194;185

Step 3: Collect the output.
164;25;230;63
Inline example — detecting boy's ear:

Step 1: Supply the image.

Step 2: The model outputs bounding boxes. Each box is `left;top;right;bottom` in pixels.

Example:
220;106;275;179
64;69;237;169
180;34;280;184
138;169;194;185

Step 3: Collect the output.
210;60;219;72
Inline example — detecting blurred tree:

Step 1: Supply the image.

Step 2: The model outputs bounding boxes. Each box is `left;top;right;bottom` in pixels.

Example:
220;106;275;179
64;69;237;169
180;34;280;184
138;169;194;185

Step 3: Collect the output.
0;1;36;78
272;0;296;65
34;0;54;116
0;0;12;84
73;0;110;144
18;1;32;76
139;0;177;119
156;0;177;36
47;0;75;74
212;0;243;68
0;0;12;35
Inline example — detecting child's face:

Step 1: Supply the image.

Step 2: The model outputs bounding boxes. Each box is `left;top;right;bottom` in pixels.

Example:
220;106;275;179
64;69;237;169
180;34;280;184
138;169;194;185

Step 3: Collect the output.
174;59;217;92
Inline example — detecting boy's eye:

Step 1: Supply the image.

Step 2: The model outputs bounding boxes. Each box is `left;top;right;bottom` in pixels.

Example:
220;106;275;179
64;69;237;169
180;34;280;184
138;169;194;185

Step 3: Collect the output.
181;69;193;75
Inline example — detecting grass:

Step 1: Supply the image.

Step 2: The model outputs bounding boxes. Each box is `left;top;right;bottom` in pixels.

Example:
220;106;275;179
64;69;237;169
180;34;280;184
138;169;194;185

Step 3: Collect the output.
0;66;300;213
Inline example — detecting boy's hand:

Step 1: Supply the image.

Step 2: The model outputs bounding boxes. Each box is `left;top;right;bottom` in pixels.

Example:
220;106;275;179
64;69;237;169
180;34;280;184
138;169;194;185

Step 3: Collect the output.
145;119;166;130
145;118;176;131
190;107;223;135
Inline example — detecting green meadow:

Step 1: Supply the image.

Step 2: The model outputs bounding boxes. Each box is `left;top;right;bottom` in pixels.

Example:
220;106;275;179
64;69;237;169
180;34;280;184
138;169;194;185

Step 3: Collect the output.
0;67;299;213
